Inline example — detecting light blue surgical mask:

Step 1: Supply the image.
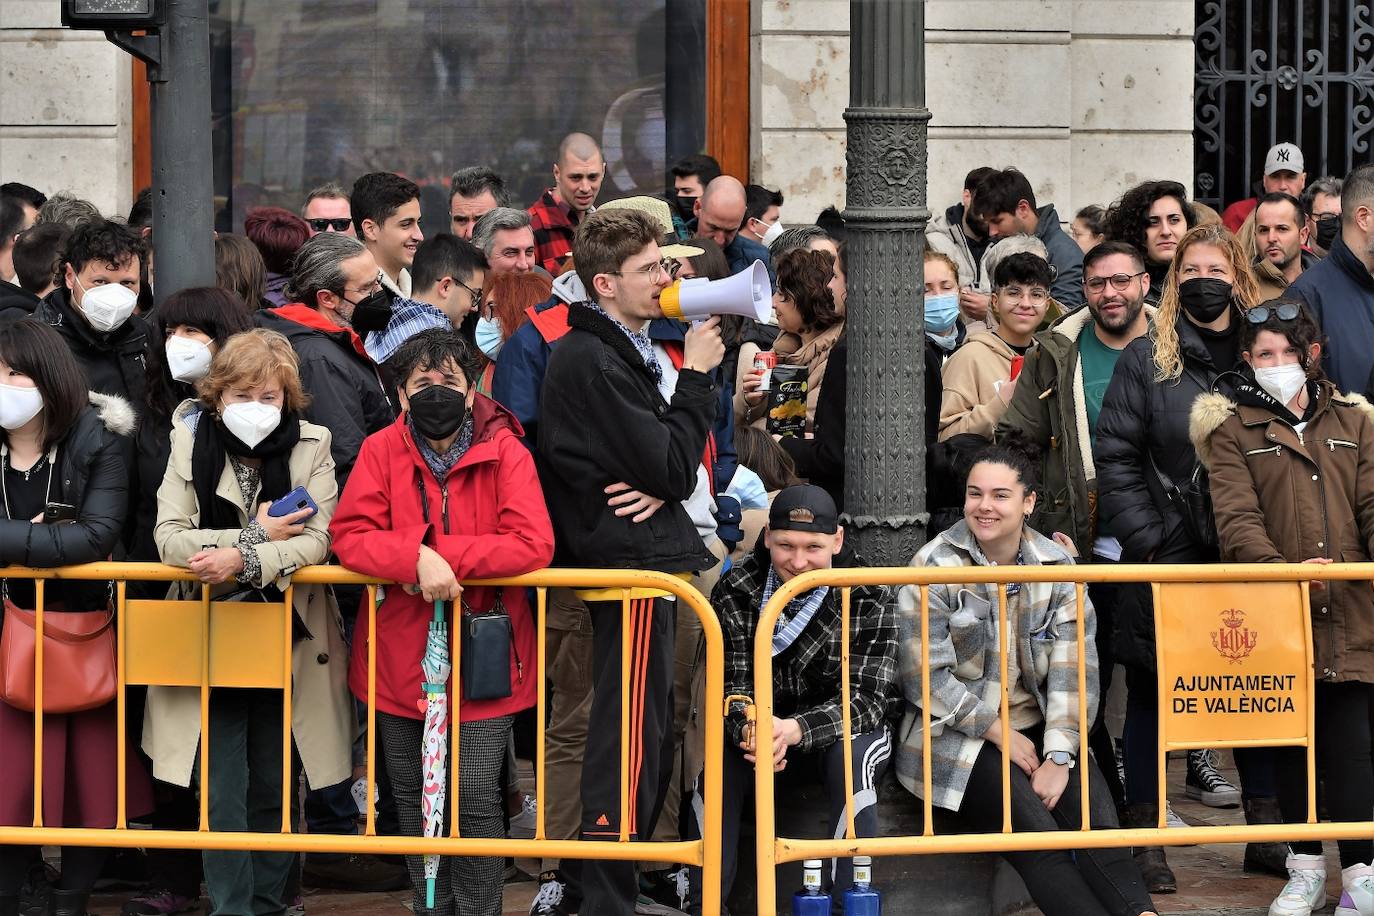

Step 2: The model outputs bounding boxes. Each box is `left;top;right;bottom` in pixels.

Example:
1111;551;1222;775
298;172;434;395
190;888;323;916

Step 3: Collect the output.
924;292;961;334
475;316;503;359
928;327;960;352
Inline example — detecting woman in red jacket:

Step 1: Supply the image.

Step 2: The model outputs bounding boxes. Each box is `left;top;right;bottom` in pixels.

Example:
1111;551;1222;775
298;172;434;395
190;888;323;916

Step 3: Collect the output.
331;328;554;916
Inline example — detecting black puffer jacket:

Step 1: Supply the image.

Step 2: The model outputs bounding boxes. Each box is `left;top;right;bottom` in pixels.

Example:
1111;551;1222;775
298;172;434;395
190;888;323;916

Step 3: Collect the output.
256;306;395;489
34;287;150;411
0;280;40;324
1095;313;1237;669
0;392;136;610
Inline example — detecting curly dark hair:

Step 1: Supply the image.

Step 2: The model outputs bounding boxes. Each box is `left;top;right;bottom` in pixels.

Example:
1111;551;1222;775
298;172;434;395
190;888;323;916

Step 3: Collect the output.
1238;298;1325;377
58;218;146;278
1103;180;1196;264
775;248;841;333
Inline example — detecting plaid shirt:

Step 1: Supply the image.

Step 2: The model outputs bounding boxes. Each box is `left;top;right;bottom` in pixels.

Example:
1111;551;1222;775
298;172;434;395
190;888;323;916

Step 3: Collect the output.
895;520;1098;811
364;297;452;365
528;189;582;275
717;550;899;754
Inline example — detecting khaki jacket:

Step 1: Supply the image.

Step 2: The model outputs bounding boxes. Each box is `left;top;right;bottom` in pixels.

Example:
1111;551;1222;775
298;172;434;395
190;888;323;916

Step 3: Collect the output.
143;401;353;790
939;328;1027;441
1191;383;1374;683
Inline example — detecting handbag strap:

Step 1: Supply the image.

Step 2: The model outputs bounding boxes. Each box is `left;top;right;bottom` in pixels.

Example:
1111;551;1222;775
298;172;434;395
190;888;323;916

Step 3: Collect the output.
2;602;113;643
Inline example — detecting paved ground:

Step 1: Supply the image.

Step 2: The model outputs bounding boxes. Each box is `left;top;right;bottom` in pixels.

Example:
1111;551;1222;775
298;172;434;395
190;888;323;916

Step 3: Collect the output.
81;753;1338;915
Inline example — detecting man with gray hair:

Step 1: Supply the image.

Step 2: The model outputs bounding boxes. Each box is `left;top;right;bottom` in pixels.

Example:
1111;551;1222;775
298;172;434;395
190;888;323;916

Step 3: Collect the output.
471;207;537;274
36;193;101;230
257;231;395;484
449;166;510;240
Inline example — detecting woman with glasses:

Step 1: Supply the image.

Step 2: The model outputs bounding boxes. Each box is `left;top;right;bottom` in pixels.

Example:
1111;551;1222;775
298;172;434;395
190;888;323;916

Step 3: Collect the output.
1192;299;1374;916
1095;223;1285;892
939;252;1053;442
1103;180;1197;306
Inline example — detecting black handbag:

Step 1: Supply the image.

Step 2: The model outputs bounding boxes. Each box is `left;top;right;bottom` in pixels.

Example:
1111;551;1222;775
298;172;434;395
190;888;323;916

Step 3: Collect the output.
1148;453;1218;551
461;596;512;701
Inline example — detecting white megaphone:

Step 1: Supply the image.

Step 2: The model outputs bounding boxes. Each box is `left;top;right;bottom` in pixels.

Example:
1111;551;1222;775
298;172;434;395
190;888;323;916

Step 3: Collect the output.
659;259;771;322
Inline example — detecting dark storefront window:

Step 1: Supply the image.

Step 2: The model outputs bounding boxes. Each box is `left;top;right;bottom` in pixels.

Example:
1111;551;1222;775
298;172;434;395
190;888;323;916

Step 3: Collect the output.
208;0;706;234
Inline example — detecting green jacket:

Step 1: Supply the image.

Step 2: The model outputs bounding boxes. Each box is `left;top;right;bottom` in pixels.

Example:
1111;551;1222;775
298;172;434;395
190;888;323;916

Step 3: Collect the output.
994;305;1155;557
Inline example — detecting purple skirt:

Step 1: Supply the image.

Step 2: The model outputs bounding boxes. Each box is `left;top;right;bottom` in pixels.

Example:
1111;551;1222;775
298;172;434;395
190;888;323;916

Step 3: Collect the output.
0;697;153;828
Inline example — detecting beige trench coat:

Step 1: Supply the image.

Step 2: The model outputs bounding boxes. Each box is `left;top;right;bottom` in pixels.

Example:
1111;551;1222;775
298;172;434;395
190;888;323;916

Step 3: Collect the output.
142;401;354;790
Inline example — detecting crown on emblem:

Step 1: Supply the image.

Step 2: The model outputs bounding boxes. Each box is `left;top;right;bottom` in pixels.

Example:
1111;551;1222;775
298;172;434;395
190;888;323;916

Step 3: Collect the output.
1220;607;1246;629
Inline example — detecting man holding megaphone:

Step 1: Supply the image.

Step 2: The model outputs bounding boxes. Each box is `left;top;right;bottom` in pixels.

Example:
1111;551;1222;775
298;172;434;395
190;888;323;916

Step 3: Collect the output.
537;208;725;915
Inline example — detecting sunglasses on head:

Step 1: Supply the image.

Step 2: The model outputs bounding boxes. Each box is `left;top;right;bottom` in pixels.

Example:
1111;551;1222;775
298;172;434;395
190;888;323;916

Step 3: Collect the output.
1245;303;1300;324
308;218;352;232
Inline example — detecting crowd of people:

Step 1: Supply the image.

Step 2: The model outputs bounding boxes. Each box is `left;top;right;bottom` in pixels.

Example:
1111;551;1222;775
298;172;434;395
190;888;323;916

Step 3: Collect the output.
0;133;1370;916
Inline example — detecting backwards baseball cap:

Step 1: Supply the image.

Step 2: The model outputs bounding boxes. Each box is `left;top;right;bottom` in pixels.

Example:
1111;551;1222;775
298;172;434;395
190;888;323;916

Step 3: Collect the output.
598;195;704;260
1264;142;1305;176
768;484;839;534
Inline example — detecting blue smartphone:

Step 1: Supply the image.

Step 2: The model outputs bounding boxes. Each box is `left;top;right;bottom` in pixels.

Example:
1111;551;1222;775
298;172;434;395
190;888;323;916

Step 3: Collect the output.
267;486;318;519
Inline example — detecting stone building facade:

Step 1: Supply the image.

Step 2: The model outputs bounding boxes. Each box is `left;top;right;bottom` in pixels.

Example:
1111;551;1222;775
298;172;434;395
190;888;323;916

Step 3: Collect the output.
1;0;1194;228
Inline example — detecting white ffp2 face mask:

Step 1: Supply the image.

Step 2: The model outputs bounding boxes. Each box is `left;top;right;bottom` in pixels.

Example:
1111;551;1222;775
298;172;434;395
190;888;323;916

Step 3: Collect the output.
0;382;43;431
220;401;281;449
74;277;138;334
165;336;213;383
1254;363;1308;406
758;218;785;248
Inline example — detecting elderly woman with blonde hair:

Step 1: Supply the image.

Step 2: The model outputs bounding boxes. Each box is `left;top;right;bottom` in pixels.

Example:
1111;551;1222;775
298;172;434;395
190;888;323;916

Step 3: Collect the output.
146;328;352;916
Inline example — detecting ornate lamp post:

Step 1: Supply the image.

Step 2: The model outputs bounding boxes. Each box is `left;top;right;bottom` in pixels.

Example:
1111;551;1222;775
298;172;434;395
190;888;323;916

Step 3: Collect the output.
842;0;931;564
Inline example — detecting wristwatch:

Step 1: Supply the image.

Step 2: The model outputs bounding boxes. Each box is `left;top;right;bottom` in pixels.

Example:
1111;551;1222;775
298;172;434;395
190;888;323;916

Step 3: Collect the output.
1044;750;1076;768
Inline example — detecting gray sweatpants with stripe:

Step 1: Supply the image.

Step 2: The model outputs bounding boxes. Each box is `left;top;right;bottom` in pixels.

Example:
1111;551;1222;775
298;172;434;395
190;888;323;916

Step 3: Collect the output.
686;724;891;912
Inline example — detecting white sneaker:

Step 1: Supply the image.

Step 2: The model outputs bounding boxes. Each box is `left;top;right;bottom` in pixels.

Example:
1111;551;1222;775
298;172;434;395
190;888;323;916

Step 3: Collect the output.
508;794;538;839
1335;862;1374;915
1165;801;1187;828
1270;853;1328;916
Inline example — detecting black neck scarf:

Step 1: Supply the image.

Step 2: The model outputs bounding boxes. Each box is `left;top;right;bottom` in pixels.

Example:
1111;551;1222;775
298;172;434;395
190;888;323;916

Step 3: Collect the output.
191;407;301;532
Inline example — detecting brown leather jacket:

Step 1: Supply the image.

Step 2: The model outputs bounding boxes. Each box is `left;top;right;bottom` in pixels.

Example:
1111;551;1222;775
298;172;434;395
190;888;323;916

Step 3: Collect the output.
1191;380;1374;683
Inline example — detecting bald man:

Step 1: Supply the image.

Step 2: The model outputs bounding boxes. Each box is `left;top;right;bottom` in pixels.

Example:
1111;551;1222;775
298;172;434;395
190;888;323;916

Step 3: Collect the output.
529;131;606;273
695;175;774;278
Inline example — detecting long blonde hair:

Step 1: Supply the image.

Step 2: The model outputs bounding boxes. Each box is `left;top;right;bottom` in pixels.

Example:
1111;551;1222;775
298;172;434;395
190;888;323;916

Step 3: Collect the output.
1150;224;1262;382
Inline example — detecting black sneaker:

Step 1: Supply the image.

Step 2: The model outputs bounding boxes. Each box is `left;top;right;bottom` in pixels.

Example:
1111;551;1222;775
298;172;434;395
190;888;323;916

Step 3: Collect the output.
301;853;409;892
1185;748;1241;807
636;867;689;916
529;872;573;916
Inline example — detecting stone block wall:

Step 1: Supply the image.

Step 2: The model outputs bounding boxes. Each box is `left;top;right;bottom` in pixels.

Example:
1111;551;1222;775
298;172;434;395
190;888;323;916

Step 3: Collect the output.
0;0;134;218
752;0;1195;228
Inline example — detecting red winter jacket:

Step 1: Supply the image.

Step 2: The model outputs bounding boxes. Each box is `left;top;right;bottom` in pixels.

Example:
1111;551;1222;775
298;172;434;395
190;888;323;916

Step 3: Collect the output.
330;395;554;721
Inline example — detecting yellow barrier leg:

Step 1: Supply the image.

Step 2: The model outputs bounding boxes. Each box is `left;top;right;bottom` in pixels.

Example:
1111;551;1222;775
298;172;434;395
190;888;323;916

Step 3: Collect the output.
200;584;211;831
1075;583;1090;831
365;585;377;837
998;584;1011;834
281;584;294;834
619;590;632;844
117;579;128;829
32;579;44;828
840;587;856;841
535;586;547;841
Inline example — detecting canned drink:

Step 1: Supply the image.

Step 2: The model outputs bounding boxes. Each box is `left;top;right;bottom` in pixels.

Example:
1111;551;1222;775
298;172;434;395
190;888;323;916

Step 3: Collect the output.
753;350;777;391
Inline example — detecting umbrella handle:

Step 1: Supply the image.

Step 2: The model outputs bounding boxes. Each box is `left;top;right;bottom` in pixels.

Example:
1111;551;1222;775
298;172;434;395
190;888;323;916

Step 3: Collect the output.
434;599;445;623
427;877;436;909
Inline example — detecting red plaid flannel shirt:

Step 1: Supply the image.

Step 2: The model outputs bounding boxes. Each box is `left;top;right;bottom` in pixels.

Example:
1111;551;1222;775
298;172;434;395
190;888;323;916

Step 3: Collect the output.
529;189;587;274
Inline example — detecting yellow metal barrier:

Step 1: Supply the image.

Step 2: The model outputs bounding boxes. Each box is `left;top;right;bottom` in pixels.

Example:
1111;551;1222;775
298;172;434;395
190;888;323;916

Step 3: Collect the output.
0;562;726;914
748;562;1371;914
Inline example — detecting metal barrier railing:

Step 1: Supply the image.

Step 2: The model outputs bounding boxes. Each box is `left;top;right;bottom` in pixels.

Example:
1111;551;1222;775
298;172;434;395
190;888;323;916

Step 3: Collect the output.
747;562;1372;914
0;562;725;913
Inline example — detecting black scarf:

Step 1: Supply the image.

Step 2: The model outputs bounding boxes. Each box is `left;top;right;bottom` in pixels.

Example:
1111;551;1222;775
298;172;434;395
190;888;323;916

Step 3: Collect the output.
191;407;301;532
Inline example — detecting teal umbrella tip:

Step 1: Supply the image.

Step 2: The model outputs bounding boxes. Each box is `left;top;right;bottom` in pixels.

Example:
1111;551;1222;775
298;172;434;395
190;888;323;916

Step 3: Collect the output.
426;879;435;909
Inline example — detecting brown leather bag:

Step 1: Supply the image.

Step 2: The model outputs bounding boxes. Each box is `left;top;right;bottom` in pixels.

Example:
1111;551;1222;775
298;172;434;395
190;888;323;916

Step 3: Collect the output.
0;600;116;713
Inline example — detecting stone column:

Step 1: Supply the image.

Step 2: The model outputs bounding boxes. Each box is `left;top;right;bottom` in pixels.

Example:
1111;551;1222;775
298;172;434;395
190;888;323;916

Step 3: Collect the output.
842;0;930;565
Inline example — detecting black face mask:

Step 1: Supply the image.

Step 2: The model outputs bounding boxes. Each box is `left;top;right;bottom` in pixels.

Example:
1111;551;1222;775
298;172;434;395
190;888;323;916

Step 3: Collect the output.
408;384;468;440
1315;215;1340;250
348;287;393;335
1178;277;1234;323
673;194;697;223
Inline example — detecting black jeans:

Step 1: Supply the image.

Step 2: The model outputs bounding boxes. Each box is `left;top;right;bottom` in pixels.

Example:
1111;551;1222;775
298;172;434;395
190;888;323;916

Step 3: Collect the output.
1279;680;1374;868
1087;574;1125;812
944;727;1154;916
562;596;676;916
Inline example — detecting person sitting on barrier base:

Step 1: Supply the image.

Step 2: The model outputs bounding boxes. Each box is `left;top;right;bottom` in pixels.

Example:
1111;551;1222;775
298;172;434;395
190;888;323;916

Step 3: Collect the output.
897;434;1158;916
686;484;899;915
